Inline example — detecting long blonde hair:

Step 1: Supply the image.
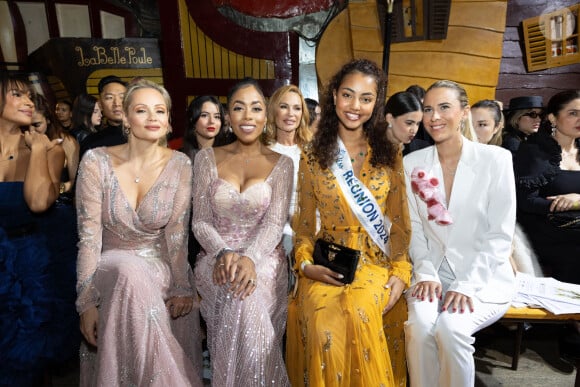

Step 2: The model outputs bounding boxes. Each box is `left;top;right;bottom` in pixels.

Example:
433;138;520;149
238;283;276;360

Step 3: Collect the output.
264;85;312;146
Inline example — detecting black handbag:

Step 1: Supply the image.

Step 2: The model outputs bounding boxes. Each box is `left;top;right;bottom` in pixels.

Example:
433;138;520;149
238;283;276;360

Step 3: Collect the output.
547;210;580;229
313;239;360;284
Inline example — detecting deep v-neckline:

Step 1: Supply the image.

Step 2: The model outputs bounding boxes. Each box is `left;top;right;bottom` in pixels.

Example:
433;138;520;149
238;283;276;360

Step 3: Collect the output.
209;148;280;194
107;150;175;213
216;177;268;196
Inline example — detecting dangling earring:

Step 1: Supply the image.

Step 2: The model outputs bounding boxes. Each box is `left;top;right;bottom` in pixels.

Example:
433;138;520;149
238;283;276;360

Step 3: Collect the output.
387;122;392;128
551;122;557;137
123;124;130;137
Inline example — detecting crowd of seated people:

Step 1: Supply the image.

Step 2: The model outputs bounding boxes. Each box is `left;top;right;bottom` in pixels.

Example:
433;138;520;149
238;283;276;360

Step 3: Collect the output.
1;63;578;386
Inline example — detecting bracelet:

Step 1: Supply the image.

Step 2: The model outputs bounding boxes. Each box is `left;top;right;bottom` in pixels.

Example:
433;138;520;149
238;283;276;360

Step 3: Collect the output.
215;247;233;261
59;182;66;194
573;202;580;210
300;260;313;274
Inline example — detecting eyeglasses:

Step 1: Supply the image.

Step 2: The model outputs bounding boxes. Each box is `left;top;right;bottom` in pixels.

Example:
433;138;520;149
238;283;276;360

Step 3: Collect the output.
522;111;544;119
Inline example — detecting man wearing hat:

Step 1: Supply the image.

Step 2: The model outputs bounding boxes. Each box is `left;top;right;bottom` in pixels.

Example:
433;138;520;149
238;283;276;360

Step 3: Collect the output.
501;95;544;156
80;75;127;157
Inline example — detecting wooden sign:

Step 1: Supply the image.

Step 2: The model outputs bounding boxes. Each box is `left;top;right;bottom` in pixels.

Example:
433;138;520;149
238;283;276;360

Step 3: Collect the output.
27;38;161;99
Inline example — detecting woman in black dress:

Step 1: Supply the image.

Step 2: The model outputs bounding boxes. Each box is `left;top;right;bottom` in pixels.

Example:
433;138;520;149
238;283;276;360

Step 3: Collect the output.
514;89;580;360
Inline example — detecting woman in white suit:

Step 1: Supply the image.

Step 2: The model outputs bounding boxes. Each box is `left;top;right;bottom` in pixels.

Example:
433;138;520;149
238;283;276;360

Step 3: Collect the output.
403;80;516;387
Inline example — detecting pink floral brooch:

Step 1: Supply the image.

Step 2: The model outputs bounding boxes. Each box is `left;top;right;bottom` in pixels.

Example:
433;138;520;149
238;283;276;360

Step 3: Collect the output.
410;167;453;225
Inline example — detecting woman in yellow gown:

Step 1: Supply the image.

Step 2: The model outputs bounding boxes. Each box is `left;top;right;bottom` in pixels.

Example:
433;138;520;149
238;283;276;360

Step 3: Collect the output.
286;59;412;386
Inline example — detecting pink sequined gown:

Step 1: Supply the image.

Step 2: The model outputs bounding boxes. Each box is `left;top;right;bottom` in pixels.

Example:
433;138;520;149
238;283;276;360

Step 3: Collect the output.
76;147;203;386
192;147;292;387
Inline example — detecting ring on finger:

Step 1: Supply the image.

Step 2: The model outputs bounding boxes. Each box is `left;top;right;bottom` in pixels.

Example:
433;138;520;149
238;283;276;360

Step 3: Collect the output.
249;278;257;286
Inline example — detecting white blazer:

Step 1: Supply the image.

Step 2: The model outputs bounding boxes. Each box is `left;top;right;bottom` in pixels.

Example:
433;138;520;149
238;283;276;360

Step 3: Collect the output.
403;138;516;304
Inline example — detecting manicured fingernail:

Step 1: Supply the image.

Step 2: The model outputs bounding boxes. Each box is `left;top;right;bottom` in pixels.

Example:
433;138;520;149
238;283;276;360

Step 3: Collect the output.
460;309;464;313
442;306;447;311
453;307;457;312
337;274;344;279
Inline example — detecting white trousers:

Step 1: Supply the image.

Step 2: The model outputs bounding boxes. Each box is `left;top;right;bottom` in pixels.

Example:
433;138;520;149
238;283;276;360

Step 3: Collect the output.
404;259;510;387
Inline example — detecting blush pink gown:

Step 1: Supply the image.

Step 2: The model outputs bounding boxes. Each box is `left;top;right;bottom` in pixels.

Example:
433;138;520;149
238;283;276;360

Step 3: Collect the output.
192;147;292;387
76;147;202;386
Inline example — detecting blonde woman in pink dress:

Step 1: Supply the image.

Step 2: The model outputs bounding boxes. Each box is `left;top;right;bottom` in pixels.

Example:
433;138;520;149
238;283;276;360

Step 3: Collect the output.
75;79;202;386
192;78;293;386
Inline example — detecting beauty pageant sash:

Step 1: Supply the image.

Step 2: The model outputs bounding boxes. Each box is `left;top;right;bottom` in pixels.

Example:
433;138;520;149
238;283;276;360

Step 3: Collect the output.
330;138;391;256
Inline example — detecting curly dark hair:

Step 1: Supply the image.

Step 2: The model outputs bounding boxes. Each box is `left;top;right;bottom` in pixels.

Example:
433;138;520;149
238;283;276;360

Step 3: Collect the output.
312;59;396;169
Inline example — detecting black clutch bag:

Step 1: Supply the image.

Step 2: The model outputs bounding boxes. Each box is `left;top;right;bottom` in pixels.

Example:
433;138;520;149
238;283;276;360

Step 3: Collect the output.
313;239;360;284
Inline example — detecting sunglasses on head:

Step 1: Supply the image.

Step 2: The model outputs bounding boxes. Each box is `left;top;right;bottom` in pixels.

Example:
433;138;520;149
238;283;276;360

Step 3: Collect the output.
522;111;544;119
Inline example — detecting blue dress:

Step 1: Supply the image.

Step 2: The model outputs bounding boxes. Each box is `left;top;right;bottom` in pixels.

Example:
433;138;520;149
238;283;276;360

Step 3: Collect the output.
0;182;79;386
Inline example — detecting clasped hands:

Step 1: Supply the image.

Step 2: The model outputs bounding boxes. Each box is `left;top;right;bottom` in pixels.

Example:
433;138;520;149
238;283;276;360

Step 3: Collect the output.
411;281;474;314
213;251;257;300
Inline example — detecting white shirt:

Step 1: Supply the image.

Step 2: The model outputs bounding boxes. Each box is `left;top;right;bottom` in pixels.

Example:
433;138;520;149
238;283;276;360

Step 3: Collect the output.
270;142;301;236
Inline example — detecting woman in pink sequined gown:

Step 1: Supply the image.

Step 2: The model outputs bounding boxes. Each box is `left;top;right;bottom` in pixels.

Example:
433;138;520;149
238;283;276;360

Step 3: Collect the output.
192;78;292;386
76;80;202;386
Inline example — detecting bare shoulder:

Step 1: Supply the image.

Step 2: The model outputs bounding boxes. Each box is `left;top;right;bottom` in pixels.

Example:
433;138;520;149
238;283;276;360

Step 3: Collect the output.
263;146;282;165
61;135;79;153
47;141;65;159
213;144;232;164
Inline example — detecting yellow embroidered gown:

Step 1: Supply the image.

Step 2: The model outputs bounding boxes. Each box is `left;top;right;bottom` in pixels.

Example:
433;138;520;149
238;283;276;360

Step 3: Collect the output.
287;146;412;387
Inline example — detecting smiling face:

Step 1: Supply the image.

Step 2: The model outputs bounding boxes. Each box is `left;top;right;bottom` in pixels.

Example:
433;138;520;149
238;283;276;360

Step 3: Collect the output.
124;87;170;143
386;110;422;144
333;72;377;132
471;106;500;144
228;84;266;145
195;101;222;140
274;90;303;134
0;81;34;127
422;86;468;144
